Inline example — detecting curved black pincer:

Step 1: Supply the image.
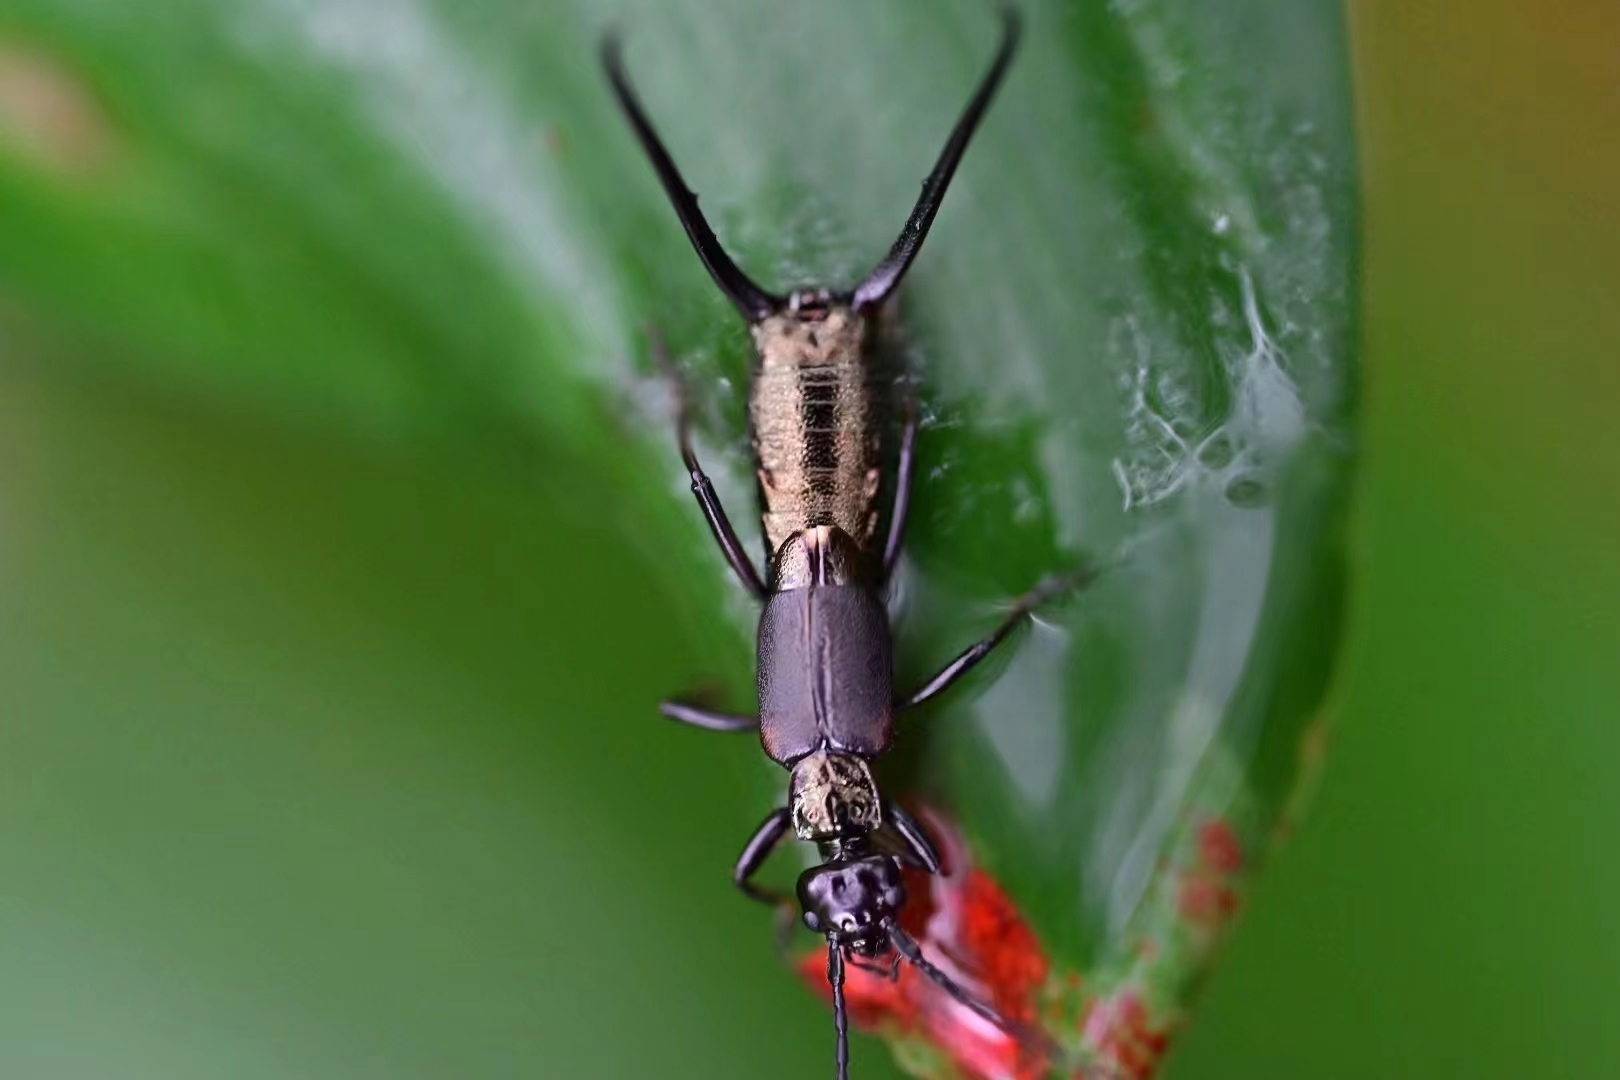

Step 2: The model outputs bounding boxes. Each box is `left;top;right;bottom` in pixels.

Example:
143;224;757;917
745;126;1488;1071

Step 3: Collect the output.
601;33;785;322
851;6;1022;311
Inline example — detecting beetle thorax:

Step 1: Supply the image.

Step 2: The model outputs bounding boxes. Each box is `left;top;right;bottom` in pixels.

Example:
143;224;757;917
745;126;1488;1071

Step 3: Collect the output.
769;525;866;590
788;750;882;841
749;298;864;374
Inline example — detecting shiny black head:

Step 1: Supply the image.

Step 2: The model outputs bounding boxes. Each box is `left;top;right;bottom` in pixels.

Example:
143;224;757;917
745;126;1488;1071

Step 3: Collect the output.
797;853;906;956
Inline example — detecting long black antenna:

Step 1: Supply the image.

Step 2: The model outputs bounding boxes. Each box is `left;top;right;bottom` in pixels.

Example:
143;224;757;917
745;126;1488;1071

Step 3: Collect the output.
850;6;1022;312
601;33;784;323
888;921;1085;1073
887;922;1018;1036
828;945;851;1080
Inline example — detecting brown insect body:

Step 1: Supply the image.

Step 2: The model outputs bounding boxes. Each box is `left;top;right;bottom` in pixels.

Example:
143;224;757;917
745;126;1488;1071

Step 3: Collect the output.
749;300;888;565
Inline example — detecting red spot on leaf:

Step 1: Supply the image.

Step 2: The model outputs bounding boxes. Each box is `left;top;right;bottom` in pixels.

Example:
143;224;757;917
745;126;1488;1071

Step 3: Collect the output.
1197;819;1244;875
1081;992;1170;1080
1179;818;1244;931
1177;876;1239;926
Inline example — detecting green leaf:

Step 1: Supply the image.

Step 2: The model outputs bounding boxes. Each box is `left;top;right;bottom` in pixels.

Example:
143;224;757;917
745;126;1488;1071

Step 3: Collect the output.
0;1;1355;1078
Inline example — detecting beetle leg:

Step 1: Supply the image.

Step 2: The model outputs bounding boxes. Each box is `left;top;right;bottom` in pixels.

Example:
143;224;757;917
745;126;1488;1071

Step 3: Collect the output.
897;567;1094;712
660;700;758;733
735;807;801;952
736;807;793;903
649;329;768;600
880;389;920;585
888;803;943;874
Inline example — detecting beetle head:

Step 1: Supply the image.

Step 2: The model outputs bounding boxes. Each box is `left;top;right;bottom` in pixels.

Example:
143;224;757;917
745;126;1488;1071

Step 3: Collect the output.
797;853;905;956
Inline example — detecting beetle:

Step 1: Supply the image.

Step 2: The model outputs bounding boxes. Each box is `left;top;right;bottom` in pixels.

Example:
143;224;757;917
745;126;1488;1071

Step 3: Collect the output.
604;7;1084;1077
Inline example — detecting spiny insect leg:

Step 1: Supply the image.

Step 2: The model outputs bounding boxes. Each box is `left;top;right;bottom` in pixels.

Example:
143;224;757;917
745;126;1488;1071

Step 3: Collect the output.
880;391;921;584
649;329;767;599
734;807;805;954
734;807;794;908
897;566;1094;712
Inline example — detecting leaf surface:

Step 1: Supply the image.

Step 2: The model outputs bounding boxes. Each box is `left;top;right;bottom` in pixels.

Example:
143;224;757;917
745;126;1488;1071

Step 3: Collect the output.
0;1;1356;1077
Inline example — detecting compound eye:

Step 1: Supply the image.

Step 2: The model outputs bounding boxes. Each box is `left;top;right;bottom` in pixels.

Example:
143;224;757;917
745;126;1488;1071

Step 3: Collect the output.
802;910;823;932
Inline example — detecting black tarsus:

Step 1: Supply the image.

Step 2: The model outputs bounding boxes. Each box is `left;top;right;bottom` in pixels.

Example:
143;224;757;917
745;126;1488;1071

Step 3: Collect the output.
602;34;784;322
851;6;1022;311
649;329;768;599
898;566;1093;712
829;946;851;1080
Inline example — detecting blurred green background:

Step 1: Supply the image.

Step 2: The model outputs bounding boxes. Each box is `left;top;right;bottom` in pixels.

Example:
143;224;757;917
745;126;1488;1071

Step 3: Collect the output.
0;2;1615;1080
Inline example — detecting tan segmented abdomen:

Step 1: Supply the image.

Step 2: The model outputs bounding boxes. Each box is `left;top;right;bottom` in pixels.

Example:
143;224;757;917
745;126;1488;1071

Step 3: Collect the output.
748;306;886;557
